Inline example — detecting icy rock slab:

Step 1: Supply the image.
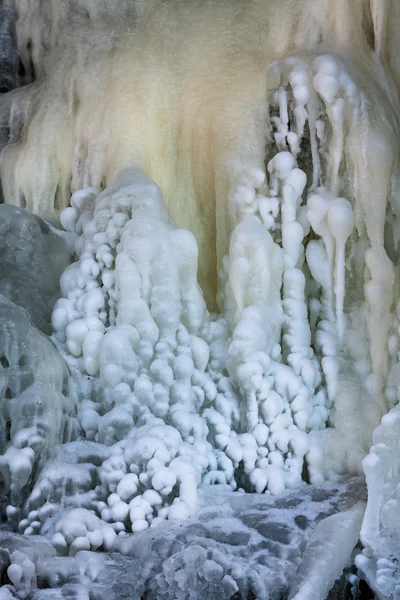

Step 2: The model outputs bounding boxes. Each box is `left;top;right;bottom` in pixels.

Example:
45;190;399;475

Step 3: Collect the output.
0;295;77;508
0;478;366;600
112;478;366;600
0;204;71;334
288;501;366;600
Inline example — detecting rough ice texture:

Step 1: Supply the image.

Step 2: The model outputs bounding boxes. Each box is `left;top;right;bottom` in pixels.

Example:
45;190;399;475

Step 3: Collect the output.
0;0;19;93
0;478;366;600
1;1;400;598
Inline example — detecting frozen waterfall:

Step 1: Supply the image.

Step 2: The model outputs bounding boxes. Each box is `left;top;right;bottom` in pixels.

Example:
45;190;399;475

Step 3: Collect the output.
1;0;400;598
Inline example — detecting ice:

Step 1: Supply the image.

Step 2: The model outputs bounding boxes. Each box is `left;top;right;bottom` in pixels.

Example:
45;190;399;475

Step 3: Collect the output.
288;501;366;600
0;295;77;505
326;198;354;342
1;0;400;597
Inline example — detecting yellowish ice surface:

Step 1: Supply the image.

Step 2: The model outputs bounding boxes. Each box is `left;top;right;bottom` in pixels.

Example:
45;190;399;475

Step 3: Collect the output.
2;0;400;309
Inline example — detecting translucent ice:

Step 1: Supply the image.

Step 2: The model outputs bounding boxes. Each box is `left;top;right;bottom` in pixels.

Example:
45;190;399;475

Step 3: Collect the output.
0;295;77;503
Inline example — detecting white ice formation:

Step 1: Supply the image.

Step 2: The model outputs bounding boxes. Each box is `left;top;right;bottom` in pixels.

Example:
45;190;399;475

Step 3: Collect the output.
356;406;400;598
1;0;400;598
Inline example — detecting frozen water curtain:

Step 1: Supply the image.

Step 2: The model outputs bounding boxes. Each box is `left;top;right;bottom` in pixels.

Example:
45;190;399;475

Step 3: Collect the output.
0;1;400;598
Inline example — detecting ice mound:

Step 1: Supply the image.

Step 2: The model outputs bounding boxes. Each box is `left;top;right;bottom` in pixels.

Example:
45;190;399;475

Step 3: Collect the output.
0;529;105;600
34;166;322;548
0;204;71;334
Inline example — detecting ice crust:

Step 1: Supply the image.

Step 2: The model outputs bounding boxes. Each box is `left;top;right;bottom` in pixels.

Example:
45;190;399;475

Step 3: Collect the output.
0;205;77;505
0;479;366;599
1;0;400;598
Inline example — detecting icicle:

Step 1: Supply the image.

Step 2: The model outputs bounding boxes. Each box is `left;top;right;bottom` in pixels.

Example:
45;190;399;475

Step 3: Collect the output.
326;197;354;342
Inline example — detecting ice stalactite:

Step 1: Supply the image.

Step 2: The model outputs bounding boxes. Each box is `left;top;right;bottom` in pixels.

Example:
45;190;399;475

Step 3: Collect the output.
262;53;400;481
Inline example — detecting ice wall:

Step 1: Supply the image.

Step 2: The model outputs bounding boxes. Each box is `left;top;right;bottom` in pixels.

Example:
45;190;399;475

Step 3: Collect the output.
1;0;400;597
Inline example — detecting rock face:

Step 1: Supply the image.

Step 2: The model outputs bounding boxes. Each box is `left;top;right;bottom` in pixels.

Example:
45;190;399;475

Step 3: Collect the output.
0;0;19;94
0;0;20;182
